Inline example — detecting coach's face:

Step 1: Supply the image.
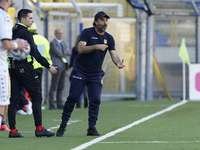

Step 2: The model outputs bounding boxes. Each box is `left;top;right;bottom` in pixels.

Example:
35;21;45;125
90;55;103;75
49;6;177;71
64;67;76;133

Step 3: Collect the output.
22;13;34;27
95;17;109;33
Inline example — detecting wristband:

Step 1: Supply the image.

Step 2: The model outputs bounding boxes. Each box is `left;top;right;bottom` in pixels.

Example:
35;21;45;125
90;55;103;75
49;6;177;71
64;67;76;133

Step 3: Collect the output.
12;41;18;49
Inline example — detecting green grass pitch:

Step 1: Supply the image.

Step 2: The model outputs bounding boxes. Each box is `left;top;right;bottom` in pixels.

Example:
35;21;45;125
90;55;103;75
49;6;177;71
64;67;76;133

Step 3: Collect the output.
1;100;200;150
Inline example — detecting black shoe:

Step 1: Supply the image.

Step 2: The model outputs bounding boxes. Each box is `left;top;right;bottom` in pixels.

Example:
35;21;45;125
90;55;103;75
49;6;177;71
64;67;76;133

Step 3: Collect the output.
56;124;67;137
84;98;88;108
87;126;101;136
57;105;64;109
49;104;57;110
35;127;55;137
9;131;24;138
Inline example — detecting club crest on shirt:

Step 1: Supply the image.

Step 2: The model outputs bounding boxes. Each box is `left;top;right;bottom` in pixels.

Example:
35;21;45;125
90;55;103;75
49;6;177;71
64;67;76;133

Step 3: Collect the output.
104;39;107;44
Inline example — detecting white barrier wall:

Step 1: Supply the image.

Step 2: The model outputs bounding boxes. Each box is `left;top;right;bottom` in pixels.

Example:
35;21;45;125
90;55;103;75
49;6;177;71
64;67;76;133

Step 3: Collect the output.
189;64;200;100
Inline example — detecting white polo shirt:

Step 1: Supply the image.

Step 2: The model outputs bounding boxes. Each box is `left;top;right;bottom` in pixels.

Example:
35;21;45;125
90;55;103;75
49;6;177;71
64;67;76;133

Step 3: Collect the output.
0;7;12;71
0;7;12;105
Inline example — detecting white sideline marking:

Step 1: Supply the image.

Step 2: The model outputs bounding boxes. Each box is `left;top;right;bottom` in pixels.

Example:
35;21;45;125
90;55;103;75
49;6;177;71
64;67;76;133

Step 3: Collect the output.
48;120;82;131
99;141;200;144
19;120;82;133
53;119;62;121
71;100;188;150
19;131;34;133
129;104;168;107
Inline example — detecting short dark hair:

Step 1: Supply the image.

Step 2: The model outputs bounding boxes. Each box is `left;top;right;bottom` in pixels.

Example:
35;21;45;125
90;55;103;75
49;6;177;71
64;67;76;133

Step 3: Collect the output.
93;20;96;27
17;9;32;22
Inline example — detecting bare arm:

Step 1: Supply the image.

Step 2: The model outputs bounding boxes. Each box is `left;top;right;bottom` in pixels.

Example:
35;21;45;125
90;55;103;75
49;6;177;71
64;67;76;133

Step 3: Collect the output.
2;40;15;50
2;39;29;52
66;67;73;77
109;50;125;69
78;41;108;54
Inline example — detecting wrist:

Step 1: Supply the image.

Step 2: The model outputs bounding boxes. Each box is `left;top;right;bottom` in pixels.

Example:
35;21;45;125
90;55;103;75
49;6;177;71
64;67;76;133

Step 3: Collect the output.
12;41;18;49
48;64;52;69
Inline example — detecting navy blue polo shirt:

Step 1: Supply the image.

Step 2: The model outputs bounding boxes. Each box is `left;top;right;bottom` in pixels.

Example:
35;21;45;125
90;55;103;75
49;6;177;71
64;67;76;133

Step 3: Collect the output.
74;27;115;74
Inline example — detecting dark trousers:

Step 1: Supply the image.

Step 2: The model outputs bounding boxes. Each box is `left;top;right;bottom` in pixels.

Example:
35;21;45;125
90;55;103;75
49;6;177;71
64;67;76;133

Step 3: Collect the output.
70;71;88;107
18;87;29;110
35;68;43;90
82;86;88;100
49;64;66;107
8;60;42;129
61;70;103;128
18;68;43;110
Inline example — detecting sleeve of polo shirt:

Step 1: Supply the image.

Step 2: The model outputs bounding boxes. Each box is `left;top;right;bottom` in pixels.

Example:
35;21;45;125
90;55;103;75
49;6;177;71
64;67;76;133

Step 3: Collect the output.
108;35;115;51
0;12;12;41
79;29;89;43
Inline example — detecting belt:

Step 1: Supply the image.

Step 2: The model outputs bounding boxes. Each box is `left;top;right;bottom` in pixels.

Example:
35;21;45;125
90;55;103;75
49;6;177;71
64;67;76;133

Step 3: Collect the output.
9;57;28;68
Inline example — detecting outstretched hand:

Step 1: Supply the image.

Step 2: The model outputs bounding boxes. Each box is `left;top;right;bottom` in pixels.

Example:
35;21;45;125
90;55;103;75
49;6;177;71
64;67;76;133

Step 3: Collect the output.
117;59;125;69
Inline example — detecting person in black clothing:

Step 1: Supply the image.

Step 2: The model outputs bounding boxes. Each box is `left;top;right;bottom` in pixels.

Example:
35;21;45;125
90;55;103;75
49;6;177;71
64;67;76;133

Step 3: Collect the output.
56;11;125;137
66;34;88;108
8;9;57;138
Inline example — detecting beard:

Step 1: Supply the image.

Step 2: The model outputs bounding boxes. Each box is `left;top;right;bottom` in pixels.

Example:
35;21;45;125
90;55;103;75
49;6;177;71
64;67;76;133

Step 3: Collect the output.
97;24;107;33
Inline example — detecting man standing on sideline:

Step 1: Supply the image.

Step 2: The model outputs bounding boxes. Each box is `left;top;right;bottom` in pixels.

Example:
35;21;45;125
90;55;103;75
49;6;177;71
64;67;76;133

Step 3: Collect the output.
56;11;125;137
8;9;57;138
17;23;52;115
66;34;88;108
0;0;29;132
49;28;71;110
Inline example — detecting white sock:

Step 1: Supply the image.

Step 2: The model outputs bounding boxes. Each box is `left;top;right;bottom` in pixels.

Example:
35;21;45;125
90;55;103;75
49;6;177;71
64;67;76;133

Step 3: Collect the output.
0;115;2;126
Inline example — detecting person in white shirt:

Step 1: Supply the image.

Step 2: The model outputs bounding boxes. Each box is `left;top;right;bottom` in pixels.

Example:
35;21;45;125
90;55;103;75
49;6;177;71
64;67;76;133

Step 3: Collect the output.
0;0;29;132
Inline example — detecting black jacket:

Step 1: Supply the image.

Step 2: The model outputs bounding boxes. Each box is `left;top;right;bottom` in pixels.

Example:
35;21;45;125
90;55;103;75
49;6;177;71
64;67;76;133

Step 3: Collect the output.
12;23;50;69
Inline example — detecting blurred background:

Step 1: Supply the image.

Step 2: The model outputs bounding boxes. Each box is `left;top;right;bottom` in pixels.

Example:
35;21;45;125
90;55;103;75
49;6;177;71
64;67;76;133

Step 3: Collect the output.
8;0;200;102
